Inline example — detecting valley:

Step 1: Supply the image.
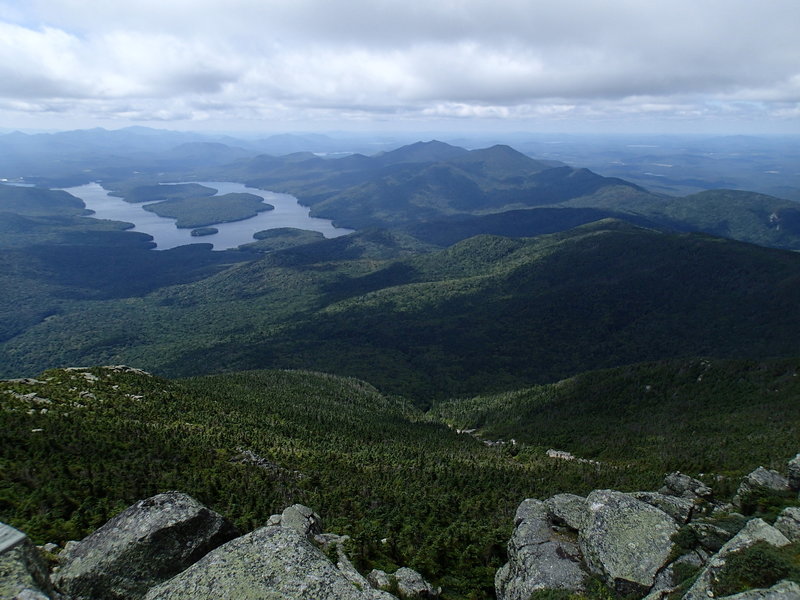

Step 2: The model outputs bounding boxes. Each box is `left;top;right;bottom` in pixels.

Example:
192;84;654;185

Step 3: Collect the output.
1;128;800;599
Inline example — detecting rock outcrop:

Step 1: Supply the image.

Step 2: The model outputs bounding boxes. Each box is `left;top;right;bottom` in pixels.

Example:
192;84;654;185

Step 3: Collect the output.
10;451;800;600
495;499;585;600
40;494;438;600
774;506;800;542
659;472;713;500
788;453;800;491
498;452;800;600
682;518;791;600
271;503;324;539
52;491;239;600
581;490;678;595
721;580;800;599
734;467;792;508
144;526;377;600
0;522;53;600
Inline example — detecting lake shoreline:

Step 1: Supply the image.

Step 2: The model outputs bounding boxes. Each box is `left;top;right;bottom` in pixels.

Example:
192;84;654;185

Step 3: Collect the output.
65;181;353;250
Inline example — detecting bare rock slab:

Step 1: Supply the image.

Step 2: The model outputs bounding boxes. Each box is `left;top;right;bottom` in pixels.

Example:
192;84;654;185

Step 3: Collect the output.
496;499;586;600
579;490;678;596
143;526;380;600
0;523;53;600
52;491;238;600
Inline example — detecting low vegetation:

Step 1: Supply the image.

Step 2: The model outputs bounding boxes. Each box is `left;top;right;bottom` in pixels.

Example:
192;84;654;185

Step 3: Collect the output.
0;367;644;599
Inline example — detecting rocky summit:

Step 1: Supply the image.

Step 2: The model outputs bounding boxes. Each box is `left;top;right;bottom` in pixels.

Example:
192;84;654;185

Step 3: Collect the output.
2;455;800;599
496;455;800;600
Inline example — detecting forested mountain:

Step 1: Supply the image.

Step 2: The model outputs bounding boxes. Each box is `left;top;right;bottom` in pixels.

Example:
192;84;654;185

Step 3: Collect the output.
2;131;800;598
2;360;799;598
3;217;800;402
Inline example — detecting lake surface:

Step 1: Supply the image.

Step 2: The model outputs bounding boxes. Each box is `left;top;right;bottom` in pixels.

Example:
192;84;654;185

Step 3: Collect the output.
65;181;353;250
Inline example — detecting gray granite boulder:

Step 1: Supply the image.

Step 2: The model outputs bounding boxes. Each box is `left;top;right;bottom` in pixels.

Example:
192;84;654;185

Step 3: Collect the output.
632;491;695;524
788;453;800;491
579;490;678;596
393;567;439;599
545;493;588;531
0;523;53;600
687;521;737;552
52;491;238;600
278;504;323;539
143;526;379;600
368;569;393;590
325;536;396;600
774;506;800;542
683;518;791;600
659;472;712;500
496;499;586;600
734;467;792;507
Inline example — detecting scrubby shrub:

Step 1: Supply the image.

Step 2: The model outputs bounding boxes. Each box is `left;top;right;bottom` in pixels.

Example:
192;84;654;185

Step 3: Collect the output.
712;541;800;596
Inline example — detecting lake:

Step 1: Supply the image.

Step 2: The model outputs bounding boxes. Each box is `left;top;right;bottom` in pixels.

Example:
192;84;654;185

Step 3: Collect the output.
65;181;353;250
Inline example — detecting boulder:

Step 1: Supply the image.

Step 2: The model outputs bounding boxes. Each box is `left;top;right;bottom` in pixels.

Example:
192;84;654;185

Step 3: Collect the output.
683;518;791;600
52;491;238;600
278;504;323;539
579;490;678;596
368;569;393;591
774;506;800;542
0;523;53;600
631;491;695;524
787;453;800;491
496;499;586;600
143;526;379;600
325;536;396;600
393;567;439;599
687;521;737;552
545;494;588;531
659;472;712;500
734;467;791;507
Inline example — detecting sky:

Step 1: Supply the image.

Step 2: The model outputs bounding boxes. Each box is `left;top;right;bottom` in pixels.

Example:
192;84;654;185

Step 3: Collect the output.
0;0;799;134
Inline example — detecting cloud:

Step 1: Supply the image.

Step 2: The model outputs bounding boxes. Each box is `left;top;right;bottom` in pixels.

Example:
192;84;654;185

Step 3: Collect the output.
0;0;798;131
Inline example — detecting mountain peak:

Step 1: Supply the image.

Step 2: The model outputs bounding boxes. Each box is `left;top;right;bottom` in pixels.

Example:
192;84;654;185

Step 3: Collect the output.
374;140;469;166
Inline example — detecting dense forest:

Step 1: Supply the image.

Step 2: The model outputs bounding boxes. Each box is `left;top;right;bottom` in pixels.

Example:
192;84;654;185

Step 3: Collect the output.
2;361;799;598
2;133;800;598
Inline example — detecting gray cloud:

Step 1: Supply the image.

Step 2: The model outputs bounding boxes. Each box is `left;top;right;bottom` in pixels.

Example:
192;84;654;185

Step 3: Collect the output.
0;0;798;131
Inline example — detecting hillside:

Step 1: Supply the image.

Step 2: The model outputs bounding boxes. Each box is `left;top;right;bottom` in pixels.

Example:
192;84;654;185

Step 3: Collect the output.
0;366;637;598
433;357;800;480
3;221;800;402
3;361;800;598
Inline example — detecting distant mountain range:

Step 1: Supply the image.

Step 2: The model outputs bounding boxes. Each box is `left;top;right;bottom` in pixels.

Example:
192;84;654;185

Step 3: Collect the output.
2;129;800;600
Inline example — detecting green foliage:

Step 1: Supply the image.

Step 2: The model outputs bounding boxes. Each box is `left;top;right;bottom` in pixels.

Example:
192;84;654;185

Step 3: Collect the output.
712;541;800;596
0;367;637;599
241;227;325;253
0;184;87;217
433;358;800;476
5;221;800;404
111;183;217;203
670;526;699;558
143;193;274;228
738;488;799;521
191;227;218;237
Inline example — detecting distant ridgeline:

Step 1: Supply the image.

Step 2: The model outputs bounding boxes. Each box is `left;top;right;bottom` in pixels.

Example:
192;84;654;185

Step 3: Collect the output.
2;133;800;599
2;205;800;401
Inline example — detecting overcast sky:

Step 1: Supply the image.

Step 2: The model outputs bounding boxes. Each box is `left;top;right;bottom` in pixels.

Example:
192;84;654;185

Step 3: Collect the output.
1;0;798;134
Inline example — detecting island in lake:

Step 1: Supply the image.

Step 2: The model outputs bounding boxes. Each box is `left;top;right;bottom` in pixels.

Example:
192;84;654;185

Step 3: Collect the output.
191;227;219;237
112;183;218;203
143;193;274;228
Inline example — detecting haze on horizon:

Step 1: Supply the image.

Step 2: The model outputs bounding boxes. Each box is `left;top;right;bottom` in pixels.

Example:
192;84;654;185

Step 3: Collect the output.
0;0;798;135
